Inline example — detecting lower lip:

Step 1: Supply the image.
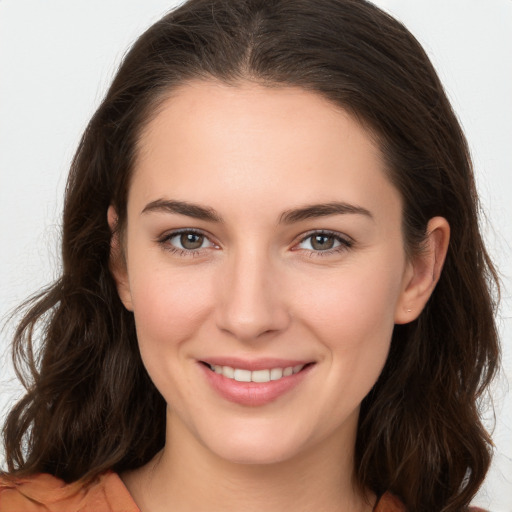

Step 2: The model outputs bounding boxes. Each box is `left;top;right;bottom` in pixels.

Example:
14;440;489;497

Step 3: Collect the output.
200;363;314;407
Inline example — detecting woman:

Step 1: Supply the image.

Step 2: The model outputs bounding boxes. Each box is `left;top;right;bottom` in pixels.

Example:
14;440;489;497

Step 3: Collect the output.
0;0;499;511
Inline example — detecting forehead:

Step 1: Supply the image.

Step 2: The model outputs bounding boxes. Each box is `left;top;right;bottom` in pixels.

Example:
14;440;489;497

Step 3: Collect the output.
137;80;378;163
131;80;401;224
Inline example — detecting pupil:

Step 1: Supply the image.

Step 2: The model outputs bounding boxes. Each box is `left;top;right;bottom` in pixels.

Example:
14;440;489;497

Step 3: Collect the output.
181;233;203;249
312;235;334;250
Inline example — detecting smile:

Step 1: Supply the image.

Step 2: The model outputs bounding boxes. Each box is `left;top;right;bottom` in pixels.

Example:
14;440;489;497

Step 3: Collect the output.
200;360;315;406
207;364;306;383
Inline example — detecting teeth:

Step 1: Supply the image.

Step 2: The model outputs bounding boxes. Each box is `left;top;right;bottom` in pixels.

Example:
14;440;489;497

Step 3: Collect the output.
209;364;306;383
234;369;251;382
222;366;234;378
270;368;283;380
251;369;270;383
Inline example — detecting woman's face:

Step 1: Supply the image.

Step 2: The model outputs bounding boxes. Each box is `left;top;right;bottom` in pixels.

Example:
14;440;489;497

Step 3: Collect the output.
113;81;417;465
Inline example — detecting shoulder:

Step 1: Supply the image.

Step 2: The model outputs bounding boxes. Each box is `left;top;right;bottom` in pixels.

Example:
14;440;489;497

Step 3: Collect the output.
374;492;406;511
374;493;489;512
0;471;139;512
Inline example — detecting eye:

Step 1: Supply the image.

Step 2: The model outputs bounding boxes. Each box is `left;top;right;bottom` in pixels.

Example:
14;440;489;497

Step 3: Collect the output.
159;229;217;255
172;232;209;250
295;231;352;254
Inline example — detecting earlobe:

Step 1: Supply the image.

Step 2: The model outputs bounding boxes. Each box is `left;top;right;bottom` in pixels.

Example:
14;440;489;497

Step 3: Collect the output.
394;217;450;324
107;206;133;311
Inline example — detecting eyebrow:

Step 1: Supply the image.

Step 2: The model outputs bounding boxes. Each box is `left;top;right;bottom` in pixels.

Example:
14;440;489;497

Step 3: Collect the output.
141;199;223;222
279;202;373;224
141;199;373;224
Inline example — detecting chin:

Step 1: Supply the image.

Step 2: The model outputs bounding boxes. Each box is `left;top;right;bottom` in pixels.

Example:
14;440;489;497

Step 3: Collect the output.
195;418;317;466
211;440;303;466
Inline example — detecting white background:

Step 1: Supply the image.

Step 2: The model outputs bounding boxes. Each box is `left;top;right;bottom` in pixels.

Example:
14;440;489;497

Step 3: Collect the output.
0;1;511;510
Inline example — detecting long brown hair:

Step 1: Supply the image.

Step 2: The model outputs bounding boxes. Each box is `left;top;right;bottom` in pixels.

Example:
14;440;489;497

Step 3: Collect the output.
2;1;499;511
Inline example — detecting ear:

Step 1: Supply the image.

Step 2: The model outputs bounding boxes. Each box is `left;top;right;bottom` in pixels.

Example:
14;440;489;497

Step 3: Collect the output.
107;206;133;311
394;216;450;324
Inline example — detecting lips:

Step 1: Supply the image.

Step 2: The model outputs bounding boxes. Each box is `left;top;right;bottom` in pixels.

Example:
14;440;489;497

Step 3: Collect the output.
199;358;315;406
207;363;306;383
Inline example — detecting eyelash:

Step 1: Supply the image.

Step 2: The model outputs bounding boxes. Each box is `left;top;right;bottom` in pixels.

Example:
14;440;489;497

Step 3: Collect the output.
157;228;216;257
157;229;353;258
295;230;353;257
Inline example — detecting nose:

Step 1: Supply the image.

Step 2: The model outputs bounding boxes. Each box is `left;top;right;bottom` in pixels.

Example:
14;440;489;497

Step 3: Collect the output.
215;248;291;342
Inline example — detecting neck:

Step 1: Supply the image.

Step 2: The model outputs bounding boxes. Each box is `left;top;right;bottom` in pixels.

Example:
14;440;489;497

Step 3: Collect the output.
122;409;374;512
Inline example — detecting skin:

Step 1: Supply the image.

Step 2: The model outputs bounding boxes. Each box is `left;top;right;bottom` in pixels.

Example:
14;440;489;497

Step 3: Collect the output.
110;81;449;512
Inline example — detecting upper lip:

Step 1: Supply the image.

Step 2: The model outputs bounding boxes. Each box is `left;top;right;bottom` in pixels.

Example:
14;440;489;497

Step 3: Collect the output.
200;357;314;371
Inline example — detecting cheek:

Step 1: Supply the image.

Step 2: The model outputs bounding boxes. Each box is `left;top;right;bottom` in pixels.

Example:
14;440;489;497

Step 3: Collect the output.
292;261;403;383
127;265;217;409
129;263;215;350
303;277;399;427
296;261;402;335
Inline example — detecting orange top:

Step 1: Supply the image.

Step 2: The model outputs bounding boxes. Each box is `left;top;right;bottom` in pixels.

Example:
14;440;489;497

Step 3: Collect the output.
0;471;406;511
0;472;137;512
0;471;491;511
